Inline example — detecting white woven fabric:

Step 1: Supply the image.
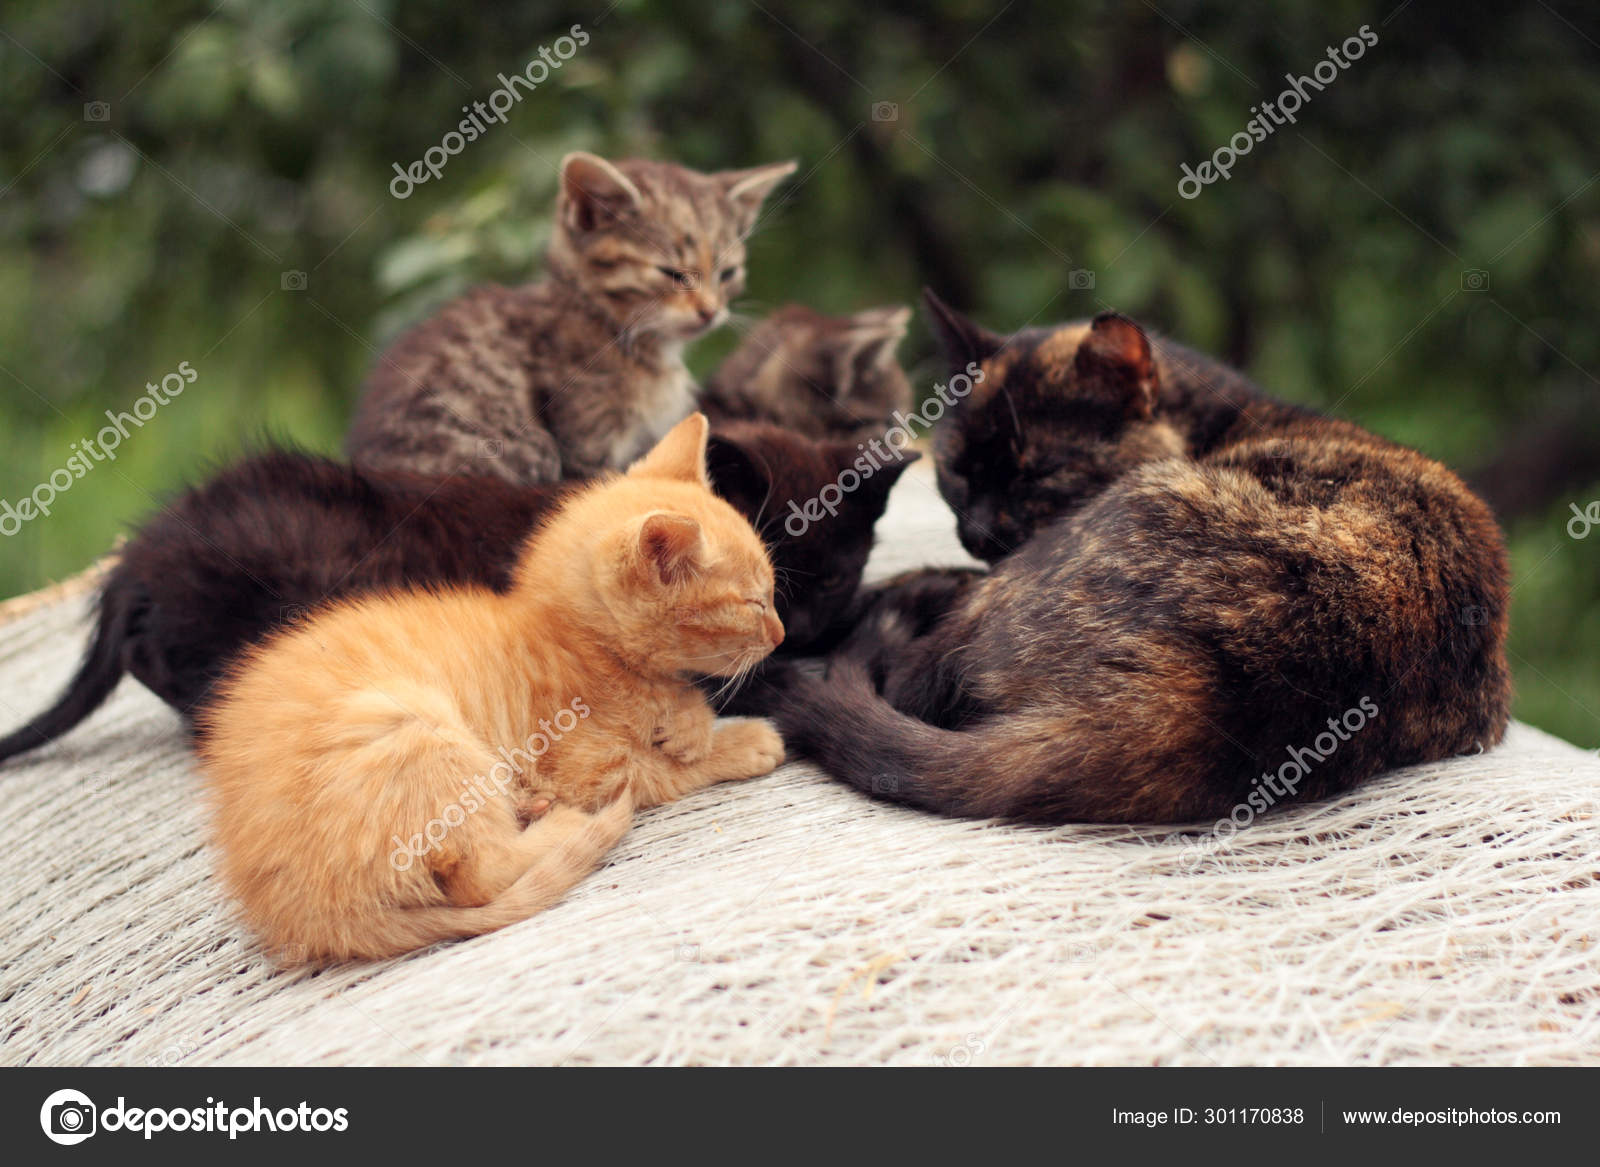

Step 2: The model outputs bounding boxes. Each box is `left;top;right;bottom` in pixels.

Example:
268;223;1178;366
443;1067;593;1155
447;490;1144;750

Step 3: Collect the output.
2;462;1597;1066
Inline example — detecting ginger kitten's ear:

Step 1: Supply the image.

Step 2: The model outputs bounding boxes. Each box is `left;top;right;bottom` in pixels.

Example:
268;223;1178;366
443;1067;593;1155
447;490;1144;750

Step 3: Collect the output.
627;412;711;486
717;160;798;235
1074;312;1157;419
922;289;1003;373
638;513;704;585
560;152;643;233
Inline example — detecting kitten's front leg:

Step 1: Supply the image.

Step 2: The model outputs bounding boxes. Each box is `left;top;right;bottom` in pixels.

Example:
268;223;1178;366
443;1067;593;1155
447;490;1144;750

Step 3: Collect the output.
651;697;716;764
632;717;785;809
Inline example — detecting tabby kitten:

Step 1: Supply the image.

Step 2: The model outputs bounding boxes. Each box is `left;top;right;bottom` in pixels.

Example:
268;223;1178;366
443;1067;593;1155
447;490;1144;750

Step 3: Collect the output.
346;152;795;483
701;303;913;441
197;415;785;963
0;424;908;765
765;292;1511;824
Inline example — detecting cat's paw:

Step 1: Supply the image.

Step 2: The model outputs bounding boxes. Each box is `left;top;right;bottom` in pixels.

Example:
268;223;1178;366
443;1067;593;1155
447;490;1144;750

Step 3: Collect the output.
712;719;786;778
587;789;636;847
517;792;556;823
653;704;716;764
534;795;632;855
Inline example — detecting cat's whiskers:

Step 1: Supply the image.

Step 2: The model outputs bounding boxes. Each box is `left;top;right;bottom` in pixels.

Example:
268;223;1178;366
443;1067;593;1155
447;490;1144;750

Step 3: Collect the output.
706;645;770;708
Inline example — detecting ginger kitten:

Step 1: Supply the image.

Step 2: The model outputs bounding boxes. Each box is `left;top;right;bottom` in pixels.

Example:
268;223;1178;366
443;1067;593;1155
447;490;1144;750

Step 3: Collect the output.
346;152;795;483
197;415;785;963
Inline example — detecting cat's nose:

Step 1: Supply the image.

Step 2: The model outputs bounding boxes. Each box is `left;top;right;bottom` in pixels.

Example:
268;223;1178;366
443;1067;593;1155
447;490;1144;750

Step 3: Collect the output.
763;609;785;647
696;304;719;325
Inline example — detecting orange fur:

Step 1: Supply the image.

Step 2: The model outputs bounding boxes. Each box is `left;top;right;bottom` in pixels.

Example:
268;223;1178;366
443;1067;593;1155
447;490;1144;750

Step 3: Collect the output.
196;415;785;964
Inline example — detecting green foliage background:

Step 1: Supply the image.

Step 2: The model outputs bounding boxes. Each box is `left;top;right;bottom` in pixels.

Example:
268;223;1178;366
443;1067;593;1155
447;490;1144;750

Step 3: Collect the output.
1;1;1596;743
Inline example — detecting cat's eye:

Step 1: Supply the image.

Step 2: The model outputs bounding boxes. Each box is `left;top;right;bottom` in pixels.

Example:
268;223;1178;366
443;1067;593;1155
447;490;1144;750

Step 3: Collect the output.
719;267;739;283
821;574;847;590
657;265;692;286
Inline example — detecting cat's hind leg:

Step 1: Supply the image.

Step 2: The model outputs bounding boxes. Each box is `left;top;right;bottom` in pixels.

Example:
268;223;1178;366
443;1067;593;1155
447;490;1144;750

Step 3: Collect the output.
350;696;572;907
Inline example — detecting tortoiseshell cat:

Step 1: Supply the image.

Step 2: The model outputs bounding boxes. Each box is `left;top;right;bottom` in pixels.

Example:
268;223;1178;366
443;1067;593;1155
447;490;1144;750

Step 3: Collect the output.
764;292;1511;823
198;415;784;962
0;425;911;765
701;303;913;441
346;152;794;483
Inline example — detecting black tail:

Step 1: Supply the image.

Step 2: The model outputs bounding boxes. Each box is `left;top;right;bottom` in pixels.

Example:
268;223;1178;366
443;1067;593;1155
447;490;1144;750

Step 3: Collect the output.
0;574;131;765
770;659;1235;824
769;659;1021;819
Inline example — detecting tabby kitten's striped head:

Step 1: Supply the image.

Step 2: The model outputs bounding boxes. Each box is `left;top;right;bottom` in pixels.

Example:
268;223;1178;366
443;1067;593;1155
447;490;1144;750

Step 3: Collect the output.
549;152;796;344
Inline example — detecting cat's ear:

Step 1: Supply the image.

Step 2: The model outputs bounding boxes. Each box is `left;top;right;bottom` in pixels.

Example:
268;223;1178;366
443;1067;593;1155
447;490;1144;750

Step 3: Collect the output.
827;444;920;506
832;306;911;388
559;152;643;233
922;289;1003;373
637;512;704;585
704;433;771;517
1074;312;1157;419
627;412;711;486
716;160;798;235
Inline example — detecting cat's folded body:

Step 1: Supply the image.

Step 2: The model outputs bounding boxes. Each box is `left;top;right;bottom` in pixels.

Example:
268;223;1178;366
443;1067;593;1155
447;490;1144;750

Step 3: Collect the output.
763;294;1511;824
196;414;786;963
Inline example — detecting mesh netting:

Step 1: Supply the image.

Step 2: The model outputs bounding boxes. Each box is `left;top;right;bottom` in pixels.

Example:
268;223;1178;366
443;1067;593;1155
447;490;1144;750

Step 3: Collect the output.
2;464;1596;1065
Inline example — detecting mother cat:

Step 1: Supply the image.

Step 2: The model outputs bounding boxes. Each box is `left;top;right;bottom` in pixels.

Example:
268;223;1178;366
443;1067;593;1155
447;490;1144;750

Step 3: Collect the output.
766;292;1511;823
